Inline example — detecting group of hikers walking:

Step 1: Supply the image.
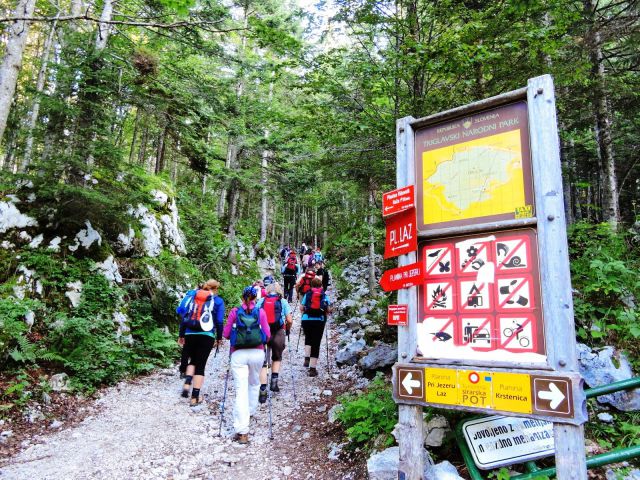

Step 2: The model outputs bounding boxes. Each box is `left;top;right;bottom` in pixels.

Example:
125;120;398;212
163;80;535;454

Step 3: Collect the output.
175;243;331;444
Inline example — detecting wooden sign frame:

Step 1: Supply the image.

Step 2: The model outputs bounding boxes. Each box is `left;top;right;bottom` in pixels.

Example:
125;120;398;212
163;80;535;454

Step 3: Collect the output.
394;75;587;480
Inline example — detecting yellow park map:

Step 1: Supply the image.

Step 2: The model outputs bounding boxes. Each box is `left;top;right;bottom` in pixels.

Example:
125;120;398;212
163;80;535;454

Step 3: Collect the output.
422;129;526;225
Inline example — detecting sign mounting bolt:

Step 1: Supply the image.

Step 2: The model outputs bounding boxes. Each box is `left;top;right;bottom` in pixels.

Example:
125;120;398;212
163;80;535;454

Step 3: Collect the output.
547;214;555;221
401;352;408;359
559;360;567;367
537;87;544;95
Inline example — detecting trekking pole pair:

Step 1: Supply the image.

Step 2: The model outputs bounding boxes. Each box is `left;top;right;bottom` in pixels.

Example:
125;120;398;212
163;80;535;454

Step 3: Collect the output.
218;352;231;437
286;330;297;403
325;312;331;374
264;347;274;440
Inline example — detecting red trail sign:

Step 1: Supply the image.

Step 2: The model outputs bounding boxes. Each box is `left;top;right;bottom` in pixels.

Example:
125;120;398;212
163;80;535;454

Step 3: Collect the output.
382;185;415;218
380;262;423;292
384;208;417;259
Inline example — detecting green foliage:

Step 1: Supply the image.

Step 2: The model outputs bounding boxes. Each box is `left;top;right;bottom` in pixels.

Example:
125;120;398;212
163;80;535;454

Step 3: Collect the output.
337;374;397;451
568;222;640;357
586;409;640;449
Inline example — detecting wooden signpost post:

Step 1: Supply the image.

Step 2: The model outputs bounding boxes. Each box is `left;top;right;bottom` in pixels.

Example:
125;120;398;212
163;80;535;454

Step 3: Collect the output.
389;75;587;479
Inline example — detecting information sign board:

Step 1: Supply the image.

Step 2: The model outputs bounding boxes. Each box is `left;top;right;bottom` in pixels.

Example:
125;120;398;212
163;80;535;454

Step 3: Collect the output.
382;185;415;217
414;102;534;233
415;228;545;365
388;305;409;326
462;416;554;470
392;364;584;424
384;208;417;259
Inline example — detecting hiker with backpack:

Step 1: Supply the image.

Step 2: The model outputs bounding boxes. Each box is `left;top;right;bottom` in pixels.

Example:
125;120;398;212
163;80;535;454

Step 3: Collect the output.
282;251;299;303
315;261;331;292
296;267;316;300
313;247;324;264
222;286;271;444
176;279;225;406
256;283;293;398
279;245;290;263
299;277;330;377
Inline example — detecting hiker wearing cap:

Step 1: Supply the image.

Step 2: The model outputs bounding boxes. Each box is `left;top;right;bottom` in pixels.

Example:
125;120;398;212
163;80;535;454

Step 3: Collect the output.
177;279;224;405
296;267;316;300
222;286;271;444
282;251;300;303
256;282;293;398
299;277;330;377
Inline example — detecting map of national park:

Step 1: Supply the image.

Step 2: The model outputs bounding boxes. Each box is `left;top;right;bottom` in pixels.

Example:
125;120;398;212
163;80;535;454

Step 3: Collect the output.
422;129;526;225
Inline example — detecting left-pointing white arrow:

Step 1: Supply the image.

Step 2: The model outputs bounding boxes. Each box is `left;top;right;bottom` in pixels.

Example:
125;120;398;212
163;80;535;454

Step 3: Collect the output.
537;382;565;409
402;372;421;395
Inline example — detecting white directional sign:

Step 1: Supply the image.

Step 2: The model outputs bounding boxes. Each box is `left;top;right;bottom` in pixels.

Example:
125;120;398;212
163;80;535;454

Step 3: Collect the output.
537;382;565;410
396;367;424;400
462;416;554;470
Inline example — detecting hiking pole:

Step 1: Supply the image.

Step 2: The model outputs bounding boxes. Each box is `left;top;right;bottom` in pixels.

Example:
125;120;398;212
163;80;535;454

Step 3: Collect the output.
218;353;231;437
325;312;331;374
286;330;297;403
265;347;274;440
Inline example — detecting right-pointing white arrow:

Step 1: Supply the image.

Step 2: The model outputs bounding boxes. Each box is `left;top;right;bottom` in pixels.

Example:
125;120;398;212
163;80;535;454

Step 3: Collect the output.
537;382;565;409
402;372;421;395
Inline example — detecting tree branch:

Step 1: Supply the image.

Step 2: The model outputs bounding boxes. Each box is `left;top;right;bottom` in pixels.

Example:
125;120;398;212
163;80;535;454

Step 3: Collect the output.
0;14;245;32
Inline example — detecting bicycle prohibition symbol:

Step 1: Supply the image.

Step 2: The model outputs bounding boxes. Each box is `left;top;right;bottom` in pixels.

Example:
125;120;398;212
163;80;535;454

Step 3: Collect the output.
502;323;530;348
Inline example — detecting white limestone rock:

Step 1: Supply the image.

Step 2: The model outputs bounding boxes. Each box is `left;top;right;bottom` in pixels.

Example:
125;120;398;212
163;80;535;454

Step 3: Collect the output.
96;255;123;284
28;234;44;248
1;241;14;249
48;373;70;392
48;236;62;252
113;311;133;344
129;204;162;257
65;281;83;308
115;227;135;254
18;231;32;242
13;266;36;299
73;221;102;250
151;189;169;206
24;310;35;330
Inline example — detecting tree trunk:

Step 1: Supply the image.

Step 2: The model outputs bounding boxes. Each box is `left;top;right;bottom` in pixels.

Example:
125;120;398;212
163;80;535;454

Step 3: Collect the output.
322;209;328;249
227;187;241;263
95;0;113;51
0;0;37;144
584;0;619;228
368;187;377;294
128;108;140;164
154;123;167;174
22;18;58;170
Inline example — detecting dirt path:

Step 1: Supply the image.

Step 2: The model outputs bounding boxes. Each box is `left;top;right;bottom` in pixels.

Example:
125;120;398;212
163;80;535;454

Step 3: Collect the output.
0;294;364;480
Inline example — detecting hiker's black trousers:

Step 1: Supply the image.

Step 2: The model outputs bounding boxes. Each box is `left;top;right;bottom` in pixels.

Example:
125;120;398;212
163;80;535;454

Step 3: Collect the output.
302;320;325;359
283;274;296;302
184;335;215;375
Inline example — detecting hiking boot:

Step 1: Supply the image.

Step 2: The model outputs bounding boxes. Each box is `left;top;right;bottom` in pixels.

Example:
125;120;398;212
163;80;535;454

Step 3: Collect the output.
190;396;203;406
234;433;249;444
308;367;318;377
303;357;310;368
270;377;280;392
181;386;190;398
258;389;268;404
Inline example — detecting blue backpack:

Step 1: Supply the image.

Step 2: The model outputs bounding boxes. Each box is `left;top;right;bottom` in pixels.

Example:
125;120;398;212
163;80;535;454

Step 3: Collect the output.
231;306;267;348
176;289;197;320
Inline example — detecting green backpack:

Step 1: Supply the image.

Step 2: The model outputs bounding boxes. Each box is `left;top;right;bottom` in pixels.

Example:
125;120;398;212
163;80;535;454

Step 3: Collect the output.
231;306;266;348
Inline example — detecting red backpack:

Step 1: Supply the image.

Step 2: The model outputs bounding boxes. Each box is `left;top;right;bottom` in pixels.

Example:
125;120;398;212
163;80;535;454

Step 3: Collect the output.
300;272;315;295
261;294;283;325
304;287;329;313
286;255;297;270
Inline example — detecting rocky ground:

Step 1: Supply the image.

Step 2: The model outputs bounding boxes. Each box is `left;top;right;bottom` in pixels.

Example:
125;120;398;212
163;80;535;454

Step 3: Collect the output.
0;293;368;480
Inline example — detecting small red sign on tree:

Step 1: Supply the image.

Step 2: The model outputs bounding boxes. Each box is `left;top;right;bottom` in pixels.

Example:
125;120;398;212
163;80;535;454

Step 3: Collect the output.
384;208;417;259
382;185;415;218
388;305;409;326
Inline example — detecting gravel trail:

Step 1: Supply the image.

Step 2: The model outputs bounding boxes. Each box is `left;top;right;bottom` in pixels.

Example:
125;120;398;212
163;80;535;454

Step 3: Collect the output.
0;296;361;480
